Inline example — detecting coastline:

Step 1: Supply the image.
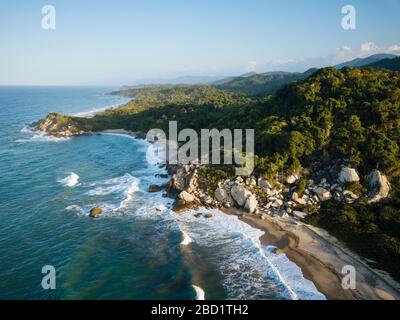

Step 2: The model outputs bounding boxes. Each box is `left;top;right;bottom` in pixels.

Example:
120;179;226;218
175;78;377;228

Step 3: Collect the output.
98;129;400;300
33;125;400;300
230;209;400;300
71;99;132;118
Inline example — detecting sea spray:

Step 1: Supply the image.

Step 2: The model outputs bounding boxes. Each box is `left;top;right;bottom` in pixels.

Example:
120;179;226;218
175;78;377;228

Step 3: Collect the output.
59;172;80;187
192;285;205;300
17;129;71;143
180;230;193;246
117;179;140;210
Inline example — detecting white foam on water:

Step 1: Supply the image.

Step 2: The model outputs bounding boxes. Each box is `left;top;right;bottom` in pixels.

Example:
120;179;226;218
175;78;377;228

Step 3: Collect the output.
58;172;80;187
192;285;205;300
65;205;82;211
175;209;326;300
117;178;140;210
180;230;193;246
17;129;70;143
20;125;33;133
156;204;167;212
81;134;172;218
86;174;139;196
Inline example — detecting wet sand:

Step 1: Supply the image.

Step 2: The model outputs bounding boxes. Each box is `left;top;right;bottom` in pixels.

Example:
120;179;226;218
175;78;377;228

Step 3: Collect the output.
224;209;400;300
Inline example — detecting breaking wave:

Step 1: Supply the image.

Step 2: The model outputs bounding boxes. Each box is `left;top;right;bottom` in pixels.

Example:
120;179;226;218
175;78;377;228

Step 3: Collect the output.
192;285;205;300
58;172;80;187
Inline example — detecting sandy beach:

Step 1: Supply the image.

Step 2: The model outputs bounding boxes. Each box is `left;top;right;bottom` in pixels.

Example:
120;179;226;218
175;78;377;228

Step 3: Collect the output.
235;211;400;300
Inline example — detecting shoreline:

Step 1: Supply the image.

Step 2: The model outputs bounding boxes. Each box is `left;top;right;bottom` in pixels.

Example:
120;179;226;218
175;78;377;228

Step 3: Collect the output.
228;209;400;300
35;127;400;300
72;98;132;118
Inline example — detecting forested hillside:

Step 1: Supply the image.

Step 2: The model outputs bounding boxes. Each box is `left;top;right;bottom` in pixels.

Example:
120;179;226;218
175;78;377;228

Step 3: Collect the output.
365;56;400;72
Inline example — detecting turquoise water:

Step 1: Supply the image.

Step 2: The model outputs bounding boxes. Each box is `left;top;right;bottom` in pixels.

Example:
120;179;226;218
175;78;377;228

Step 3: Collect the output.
0;86;325;300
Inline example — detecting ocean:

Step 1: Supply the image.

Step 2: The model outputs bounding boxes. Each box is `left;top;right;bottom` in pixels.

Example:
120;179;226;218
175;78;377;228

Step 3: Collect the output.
0;86;325;300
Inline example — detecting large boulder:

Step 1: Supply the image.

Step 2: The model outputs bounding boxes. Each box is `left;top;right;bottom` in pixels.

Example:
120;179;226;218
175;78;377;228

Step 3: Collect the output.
244;194;258;213
214;187;234;205
89;207;103;218
338;167;360;184
368;170;390;203
179;191;195;203
231;185;252;207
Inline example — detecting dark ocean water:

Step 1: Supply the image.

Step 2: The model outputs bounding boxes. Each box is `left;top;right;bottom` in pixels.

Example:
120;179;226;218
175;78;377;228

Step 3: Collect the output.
0;86;324;300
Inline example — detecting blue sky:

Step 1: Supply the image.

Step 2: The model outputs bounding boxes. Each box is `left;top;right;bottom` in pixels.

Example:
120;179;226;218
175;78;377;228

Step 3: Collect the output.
0;0;399;85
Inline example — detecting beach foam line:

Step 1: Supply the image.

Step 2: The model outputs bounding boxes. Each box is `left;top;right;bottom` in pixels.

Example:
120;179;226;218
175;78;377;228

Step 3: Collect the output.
175;208;326;300
58;172;80;188
192;285;205;300
71;99;130;118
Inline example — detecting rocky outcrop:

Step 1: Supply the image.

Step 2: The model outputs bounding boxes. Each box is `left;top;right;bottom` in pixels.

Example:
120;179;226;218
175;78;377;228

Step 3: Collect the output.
338;167;360;184
166;161;380;223
35;113;87;138
231;185;252;207
368;170;390;203
89;207;103;218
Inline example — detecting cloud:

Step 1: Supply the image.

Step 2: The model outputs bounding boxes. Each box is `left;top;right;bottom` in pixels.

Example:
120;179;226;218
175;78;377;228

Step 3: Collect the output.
360;42;380;54
246;61;257;71
332;42;400;64
387;44;400;54
244;42;400;74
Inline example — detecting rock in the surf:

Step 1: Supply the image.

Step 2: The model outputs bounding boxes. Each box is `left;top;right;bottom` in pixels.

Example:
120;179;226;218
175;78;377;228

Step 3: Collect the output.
148;184;162;193
89;207;103;218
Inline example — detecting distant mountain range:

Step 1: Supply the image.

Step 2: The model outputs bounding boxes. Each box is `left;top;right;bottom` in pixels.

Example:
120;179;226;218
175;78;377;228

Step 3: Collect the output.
333;53;397;69
119;54;399;96
210;54;399;96
363;56;400;72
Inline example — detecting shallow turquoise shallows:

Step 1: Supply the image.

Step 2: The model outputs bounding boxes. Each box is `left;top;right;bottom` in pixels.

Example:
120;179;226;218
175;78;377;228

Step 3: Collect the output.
0;86;325;300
